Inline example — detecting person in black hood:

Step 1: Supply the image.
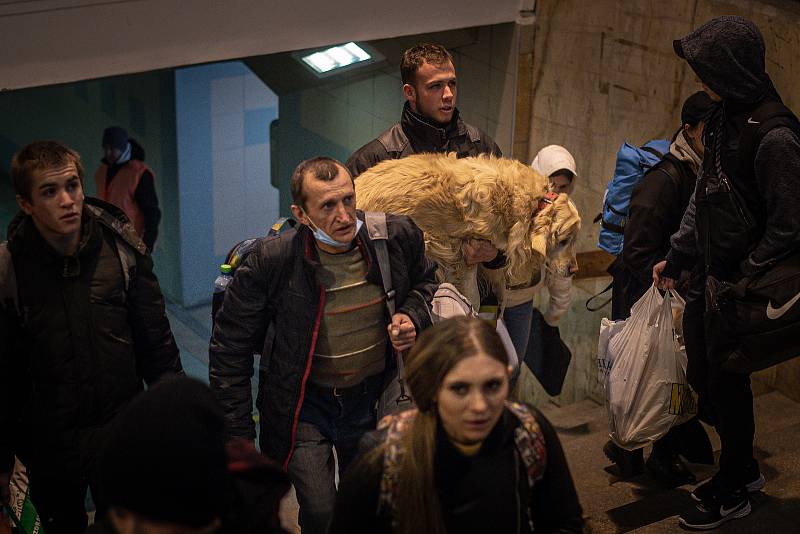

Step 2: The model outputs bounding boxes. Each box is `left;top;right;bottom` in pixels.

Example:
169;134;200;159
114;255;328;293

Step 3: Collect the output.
653;16;800;530
346;43;505;274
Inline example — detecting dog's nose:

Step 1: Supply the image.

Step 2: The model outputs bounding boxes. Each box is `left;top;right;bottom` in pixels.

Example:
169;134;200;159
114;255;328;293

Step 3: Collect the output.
569;260;579;275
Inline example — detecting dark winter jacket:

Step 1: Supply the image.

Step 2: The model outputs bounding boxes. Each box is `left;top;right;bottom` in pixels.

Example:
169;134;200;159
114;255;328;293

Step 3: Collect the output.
622;151;697;311
664;16;800;282
346;103;502;177
208;212;437;469
329;406;584;534
0;198;181;473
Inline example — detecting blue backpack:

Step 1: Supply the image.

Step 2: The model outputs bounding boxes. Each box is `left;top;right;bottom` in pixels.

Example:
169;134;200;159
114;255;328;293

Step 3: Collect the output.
597;139;671;255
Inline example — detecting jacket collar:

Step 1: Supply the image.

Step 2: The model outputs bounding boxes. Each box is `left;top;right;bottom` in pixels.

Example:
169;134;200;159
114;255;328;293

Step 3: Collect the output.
12;208;102;277
400;102;465;150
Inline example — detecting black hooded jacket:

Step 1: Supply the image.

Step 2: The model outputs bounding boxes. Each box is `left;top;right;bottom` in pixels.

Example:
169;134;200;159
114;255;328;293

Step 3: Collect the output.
664;16;800;280
0;198;182;473
345;103;501;178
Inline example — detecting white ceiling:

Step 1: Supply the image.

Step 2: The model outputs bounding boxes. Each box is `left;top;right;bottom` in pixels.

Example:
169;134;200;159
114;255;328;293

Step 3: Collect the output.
0;0;527;91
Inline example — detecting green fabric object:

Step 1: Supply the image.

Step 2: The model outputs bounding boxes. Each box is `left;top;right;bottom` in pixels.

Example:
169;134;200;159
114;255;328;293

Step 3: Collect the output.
5;460;45;534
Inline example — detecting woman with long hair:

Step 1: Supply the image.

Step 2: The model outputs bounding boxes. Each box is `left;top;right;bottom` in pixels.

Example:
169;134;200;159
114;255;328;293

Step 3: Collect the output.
329;317;583;534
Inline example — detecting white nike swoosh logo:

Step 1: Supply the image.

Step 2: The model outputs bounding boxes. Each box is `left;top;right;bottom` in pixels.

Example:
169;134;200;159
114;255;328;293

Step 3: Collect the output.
766;290;800;320
747;117;760;124
719;503;742;516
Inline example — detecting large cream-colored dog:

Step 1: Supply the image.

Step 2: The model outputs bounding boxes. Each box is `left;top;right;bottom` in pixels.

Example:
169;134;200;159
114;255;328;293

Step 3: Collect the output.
355;153;581;309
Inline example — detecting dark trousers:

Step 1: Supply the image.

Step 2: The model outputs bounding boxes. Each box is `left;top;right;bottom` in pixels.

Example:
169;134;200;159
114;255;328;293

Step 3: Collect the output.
683;295;757;489
28;467;95;534
26;428;104;534
288;375;381;534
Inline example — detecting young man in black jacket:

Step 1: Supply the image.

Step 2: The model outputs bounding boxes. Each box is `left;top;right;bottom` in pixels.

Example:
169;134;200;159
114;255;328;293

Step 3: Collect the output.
209;157;437;534
0;141;182;533
654;16;800;529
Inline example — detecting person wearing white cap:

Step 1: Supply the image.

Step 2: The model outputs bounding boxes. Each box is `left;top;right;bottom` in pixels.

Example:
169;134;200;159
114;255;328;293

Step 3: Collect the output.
504;145;579;383
531;144;578;195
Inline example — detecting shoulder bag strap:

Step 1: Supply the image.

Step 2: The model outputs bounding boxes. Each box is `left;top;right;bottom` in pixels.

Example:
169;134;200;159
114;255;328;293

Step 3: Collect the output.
363;212;410;405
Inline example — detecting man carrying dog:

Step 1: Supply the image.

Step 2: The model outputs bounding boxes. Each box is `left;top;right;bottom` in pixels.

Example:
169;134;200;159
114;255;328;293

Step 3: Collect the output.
347;43;504;278
209;156;437;534
346;43;501;177
0;141;182;533
654;16;800;529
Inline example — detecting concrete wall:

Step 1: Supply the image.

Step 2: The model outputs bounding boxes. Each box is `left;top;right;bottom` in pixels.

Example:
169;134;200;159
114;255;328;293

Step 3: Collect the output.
517;0;800;405
0;71;182;302
272;23;519;214
175;61;279;307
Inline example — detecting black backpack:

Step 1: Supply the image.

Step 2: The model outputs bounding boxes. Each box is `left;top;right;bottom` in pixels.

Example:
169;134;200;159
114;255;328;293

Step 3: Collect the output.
704;101;800;373
210;217;296;329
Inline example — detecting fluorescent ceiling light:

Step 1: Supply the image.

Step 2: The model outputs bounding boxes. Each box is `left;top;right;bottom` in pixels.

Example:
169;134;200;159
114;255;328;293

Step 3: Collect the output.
301;42;372;74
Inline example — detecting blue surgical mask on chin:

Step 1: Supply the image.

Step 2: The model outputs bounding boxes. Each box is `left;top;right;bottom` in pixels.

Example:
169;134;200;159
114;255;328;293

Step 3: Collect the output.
303;211;363;249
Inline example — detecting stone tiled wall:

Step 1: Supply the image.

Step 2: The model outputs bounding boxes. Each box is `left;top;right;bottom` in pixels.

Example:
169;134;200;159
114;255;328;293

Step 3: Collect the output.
516;0;800;405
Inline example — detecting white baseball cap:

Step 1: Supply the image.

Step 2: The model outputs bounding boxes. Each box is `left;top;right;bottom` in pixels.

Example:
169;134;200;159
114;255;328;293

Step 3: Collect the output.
531;145;577;179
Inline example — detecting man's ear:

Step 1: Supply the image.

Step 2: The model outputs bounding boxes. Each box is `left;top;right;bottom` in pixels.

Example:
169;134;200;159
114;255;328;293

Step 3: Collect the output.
16;194;33;215
290;204;309;226
403;83;416;104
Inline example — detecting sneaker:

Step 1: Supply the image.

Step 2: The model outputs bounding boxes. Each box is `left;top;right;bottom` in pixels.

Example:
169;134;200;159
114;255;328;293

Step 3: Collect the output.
691;471;766;502
603;441;644;478
679;488;751;530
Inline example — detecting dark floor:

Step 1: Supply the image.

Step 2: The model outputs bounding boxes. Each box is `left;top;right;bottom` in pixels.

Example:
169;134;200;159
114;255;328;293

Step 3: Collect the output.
540;392;800;533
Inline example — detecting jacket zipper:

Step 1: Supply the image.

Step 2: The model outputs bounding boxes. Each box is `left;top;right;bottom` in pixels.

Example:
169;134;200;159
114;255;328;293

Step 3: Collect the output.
283;283;326;471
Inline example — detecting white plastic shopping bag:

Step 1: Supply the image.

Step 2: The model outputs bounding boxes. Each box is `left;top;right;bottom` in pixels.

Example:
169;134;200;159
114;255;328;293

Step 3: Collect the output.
597;317;626;383
603;285;697;450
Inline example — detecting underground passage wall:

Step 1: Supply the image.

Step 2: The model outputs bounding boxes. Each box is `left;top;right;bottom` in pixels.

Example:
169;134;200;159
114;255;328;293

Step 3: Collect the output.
270;23;519;214
515;0;800;405
0;71;182;302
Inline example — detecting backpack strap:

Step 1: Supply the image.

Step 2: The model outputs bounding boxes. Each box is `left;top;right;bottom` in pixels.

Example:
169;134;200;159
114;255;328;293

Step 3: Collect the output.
505;401;548;486
85;203;148;256
113;237;137;296
86;203;144;296
363;211;411;406
0;241;20;317
377;408;419;520
738;101;800;183
268;217;296;237
640;145;665;163
364;212;395;316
